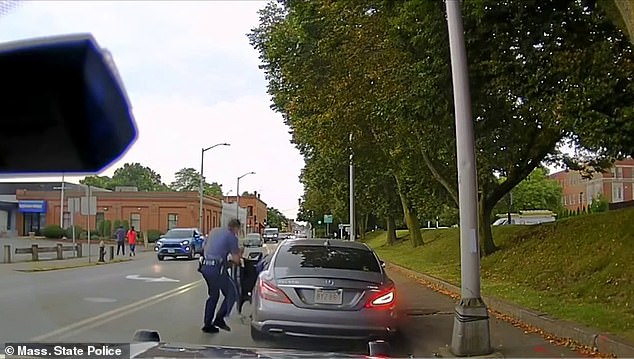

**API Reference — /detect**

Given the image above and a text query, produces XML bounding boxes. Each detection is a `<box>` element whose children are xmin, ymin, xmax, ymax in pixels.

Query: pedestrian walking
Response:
<box><xmin>200</xmin><ymin>219</ymin><xmax>242</xmax><ymax>333</ymax></box>
<box><xmin>127</xmin><ymin>225</ymin><xmax>137</xmax><ymax>256</ymax></box>
<box><xmin>115</xmin><ymin>225</ymin><xmax>126</xmax><ymax>256</ymax></box>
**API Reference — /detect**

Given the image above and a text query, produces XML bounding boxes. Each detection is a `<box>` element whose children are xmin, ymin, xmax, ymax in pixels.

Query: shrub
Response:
<box><xmin>97</xmin><ymin>220</ymin><xmax>112</xmax><ymax>237</ymax></box>
<box><xmin>42</xmin><ymin>225</ymin><xmax>65</xmax><ymax>239</ymax></box>
<box><xmin>146</xmin><ymin>229</ymin><xmax>162</xmax><ymax>243</ymax></box>
<box><xmin>65</xmin><ymin>225</ymin><xmax>82</xmax><ymax>239</ymax></box>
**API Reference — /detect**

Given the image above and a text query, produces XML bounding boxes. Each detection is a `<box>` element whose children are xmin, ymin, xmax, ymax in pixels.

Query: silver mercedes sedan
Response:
<box><xmin>250</xmin><ymin>239</ymin><xmax>398</xmax><ymax>341</ymax></box>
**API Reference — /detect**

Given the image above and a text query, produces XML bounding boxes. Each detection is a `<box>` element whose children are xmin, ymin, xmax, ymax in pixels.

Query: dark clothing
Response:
<box><xmin>201</xmin><ymin>227</ymin><xmax>240</xmax><ymax>329</ymax></box>
<box><xmin>204</xmin><ymin>227</ymin><xmax>239</xmax><ymax>260</ymax></box>
<box><xmin>115</xmin><ymin>228</ymin><xmax>126</xmax><ymax>242</ymax></box>
<box><xmin>201</xmin><ymin>260</ymin><xmax>237</xmax><ymax>328</ymax></box>
<box><xmin>116</xmin><ymin>242</ymin><xmax>125</xmax><ymax>256</ymax></box>
<box><xmin>115</xmin><ymin>228</ymin><xmax>126</xmax><ymax>255</ymax></box>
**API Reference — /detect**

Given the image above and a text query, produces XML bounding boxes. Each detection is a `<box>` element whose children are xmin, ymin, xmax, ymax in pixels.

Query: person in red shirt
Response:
<box><xmin>127</xmin><ymin>226</ymin><xmax>137</xmax><ymax>256</ymax></box>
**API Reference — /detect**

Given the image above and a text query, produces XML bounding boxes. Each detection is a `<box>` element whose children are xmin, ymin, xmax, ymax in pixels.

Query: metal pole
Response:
<box><xmin>349</xmin><ymin>133</ymin><xmax>356</xmax><ymax>241</ymax></box>
<box><xmin>236</xmin><ymin>177</ymin><xmax>240</xmax><ymax>221</ymax></box>
<box><xmin>60</xmin><ymin>173</ymin><xmax>65</xmax><ymax>228</ymax></box>
<box><xmin>71</xmin><ymin>205</ymin><xmax>76</xmax><ymax>255</ymax></box>
<box><xmin>87</xmin><ymin>185</ymin><xmax>91</xmax><ymax>263</ymax></box>
<box><xmin>507</xmin><ymin>191</ymin><xmax>512</xmax><ymax>223</ymax></box>
<box><xmin>445</xmin><ymin>0</ymin><xmax>491</xmax><ymax>356</ymax></box>
<box><xmin>199</xmin><ymin>148</ymin><xmax>205</xmax><ymax>232</ymax></box>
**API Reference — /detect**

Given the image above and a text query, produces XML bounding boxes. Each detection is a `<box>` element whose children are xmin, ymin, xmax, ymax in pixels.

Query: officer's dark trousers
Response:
<box><xmin>201</xmin><ymin>262</ymin><xmax>237</xmax><ymax>327</ymax></box>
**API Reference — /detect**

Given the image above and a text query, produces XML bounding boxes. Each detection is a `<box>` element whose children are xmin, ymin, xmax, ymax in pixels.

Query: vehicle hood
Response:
<box><xmin>131</xmin><ymin>342</ymin><xmax>373</xmax><ymax>358</ymax></box>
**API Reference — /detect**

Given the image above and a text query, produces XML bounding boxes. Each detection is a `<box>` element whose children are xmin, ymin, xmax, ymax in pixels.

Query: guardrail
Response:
<box><xmin>3</xmin><ymin>243</ymin><xmax>82</xmax><ymax>263</ymax></box>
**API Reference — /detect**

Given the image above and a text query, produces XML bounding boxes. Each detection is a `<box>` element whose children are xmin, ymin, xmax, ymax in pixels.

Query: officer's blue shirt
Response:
<box><xmin>204</xmin><ymin>227</ymin><xmax>239</xmax><ymax>261</ymax></box>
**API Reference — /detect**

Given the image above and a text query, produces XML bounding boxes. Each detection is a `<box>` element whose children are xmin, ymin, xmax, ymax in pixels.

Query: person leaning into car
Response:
<box><xmin>200</xmin><ymin>218</ymin><xmax>243</xmax><ymax>333</ymax></box>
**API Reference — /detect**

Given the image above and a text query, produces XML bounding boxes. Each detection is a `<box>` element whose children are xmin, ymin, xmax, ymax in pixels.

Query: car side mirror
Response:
<box><xmin>380</xmin><ymin>260</ymin><xmax>386</xmax><ymax>268</ymax></box>
<box><xmin>159</xmin><ymin>235</ymin><xmax>164</xmax><ymax>238</ymax></box>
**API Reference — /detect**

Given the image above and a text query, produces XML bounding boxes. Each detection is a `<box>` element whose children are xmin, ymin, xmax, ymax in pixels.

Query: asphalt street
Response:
<box><xmin>0</xmin><ymin>242</ymin><xmax>583</xmax><ymax>357</ymax></box>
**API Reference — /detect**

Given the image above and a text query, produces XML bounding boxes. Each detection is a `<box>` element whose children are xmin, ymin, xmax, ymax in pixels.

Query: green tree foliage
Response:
<box><xmin>170</xmin><ymin>167</ymin><xmax>223</xmax><ymax>197</ymax></box>
<box><xmin>494</xmin><ymin>168</ymin><xmax>564</xmax><ymax>216</ymax></box>
<box><xmin>251</xmin><ymin>0</ymin><xmax>634</xmax><ymax>255</ymax></box>
<box><xmin>266</xmin><ymin>207</ymin><xmax>288</xmax><ymax>229</ymax></box>
<box><xmin>80</xmin><ymin>163</ymin><xmax>170</xmax><ymax>191</ymax></box>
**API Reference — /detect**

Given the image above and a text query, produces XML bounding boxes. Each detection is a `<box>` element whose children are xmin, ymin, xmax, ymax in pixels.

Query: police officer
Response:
<box><xmin>200</xmin><ymin>218</ymin><xmax>243</xmax><ymax>333</ymax></box>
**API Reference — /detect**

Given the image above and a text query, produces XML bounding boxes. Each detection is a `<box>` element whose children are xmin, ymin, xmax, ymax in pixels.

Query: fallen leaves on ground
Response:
<box><xmin>390</xmin><ymin>265</ymin><xmax>617</xmax><ymax>358</ymax></box>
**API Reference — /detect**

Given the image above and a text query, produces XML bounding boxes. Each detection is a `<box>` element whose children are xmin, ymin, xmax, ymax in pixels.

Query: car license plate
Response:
<box><xmin>168</xmin><ymin>249</ymin><xmax>175</xmax><ymax>253</ymax></box>
<box><xmin>314</xmin><ymin>288</ymin><xmax>343</xmax><ymax>305</ymax></box>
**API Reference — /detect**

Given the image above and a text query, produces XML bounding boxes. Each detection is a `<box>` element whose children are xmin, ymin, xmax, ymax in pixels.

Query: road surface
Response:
<box><xmin>0</xmin><ymin>242</ymin><xmax>581</xmax><ymax>357</ymax></box>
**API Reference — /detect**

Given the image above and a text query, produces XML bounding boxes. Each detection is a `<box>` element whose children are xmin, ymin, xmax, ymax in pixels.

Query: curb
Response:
<box><xmin>14</xmin><ymin>258</ymin><xmax>133</xmax><ymax>272</ymax></box>
<box><xmin>386</xmin><ymin>262</ymin><xmax>634</xmax><ymax>358</ymax></box>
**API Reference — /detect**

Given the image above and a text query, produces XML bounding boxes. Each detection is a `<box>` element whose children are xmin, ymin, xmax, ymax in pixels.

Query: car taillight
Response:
<box><xmin>365</xmin><ymin>286</ymin><xmax>395</xmax><ymax>309</ymax></box>
<box><xmin>259</xmin><ymin>280</ymin><xmax>291</xmax><ymax>304</ymax></box>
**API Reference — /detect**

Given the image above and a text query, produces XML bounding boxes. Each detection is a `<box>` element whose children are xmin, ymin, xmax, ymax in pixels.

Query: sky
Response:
<box><xmin>0</xmin><ymin>1</ymin><xmax>305</xmax><ymax>220</ymax></box>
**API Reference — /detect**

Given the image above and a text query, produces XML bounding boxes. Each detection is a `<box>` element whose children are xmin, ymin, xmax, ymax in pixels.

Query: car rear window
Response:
<box><xmin>274</xmin><ymin>245</ymin><xmax>381</xmax><ymax>273</ymax></box>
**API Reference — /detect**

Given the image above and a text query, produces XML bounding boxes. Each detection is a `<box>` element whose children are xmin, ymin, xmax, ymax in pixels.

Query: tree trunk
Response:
<box><xmin>478</xmin><ymin>198</ymin><xmax>498</xmax><ymax>255</ymax></box>
<box><xmin>360</xmin><ymin>213</ymin><xmax>369</xmax><ymax>241</ymax></box>
<box><xmin>394</xmin><ymin>175</ymin><xmax>424</xmax><ymax>247</ymax></box>
<box><xmin>386</xmin><ymin>215</ymin><xmax>396</xmax><ymax>245</ymax></box>
<box><xmin>398</xmin><ymin>190</ymin><xmax>424</xmax><ymax>247</ymax></box>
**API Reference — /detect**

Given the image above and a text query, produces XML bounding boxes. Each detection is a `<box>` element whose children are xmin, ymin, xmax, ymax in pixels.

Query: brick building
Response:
<box><xmin>2</xmin><ymin>183</ymin><xmax>223</xmax><ymax>236</ymax></box>
<box><xmin>550</xmin><ymin>158</ymin><xmax>634</xmax><ymax>211</ymax></box>
<box><xmin>224</xmin><ymin>191</ymin><xmax>267</xmax><ymax>234</ymax></box>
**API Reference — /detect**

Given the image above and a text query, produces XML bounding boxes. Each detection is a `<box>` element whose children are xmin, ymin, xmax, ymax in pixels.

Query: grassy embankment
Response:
<box><xmin>365</xmin><ymin>207</ymin><xmax>634</xmax><ymax>342</ymax></box>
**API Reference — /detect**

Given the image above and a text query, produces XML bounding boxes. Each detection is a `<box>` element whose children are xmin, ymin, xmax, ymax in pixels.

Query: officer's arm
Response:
<box><xmin>229</xmin><ymin>236</ymin><xmax>241</xmax><ymax>265</ymax></box>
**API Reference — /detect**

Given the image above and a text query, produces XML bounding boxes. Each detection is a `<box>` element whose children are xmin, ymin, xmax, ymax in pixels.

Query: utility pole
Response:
<box><xmin>60</xmin><ymin>173</ymin><xmax>65</xmax><ymax>227</ymax></box>
<box><xmin>237</xmin><ymin>171</ymin><xmax>255</xmax><ymax>235</ymax></box>
<box><xmin>199</xmin><ymin>143</ymin><xmax>230</xmax><ymax>233</ymax></box>
<box><xmin>446</xmin><ymin>0</ymin><xmax>492</xmax><ymax>356</ymax></box>
<box><xmin>349</xmin><ymin>133</ymin><xmax>355</xmax><ymax>241</ymax></box>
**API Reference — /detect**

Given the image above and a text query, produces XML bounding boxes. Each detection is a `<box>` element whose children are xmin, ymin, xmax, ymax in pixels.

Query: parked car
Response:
<box><xmin>250</xmin><ymin>239</ymin><xmax>397</xmax><ymax>342</ymax></box>
<box><xmin>154</xmin><ymin>228</ymin><xmax>204</xmax><ymax>260</ymax></box>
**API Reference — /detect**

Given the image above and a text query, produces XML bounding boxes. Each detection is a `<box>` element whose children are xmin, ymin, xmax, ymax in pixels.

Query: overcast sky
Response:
<box><xmin>0</xmin><ymin>1</ymin><xmax>305</xmax><ymax>219</ymax></box>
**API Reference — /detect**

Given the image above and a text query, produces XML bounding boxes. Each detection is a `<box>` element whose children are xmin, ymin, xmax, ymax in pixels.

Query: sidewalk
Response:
<box><xmin>388</xmin><ymin>263</ymin><xmax>630</xmax><ymax>358</ymax></box>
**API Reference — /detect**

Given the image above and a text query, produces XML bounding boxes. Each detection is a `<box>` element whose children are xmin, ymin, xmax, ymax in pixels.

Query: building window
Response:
<box><xmin>130</xmin><ymin>213</ymin><xmax>141</xmax><ymax>231</ymax></box>
<box><xmin>247</xmin><ymin>206</ymin><xmax>254</xmax><ymax>217</ymax></box>
<box><xmin>63</xmin><ymin>212</ymin><xmax>71</xmax><ymax>229</ymax></box>
<box><xmin>167</xmin><ymin>213</ymin><xmax>178</xmax><ymax>230</ymax></box>
<box><xmin>612</xmin><ymin>183</ymin><xmax>624</xmax><ymax>203</ymax></box>
<box><xmin>95</xmin><ymin>212</ymin><xmax>105</xmax><ymax>228</ymax></box>
<box><xmin>617</xmin><ymin>167</ymin><xmax>623</xmax><ymax>178</ymax></box>
<box><xmin>611</xmin><ymin>168</ymin><xmax>616</xmax><ymax>177</ymax></box>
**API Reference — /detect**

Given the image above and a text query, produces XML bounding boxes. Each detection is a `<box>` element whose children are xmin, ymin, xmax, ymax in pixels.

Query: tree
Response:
<box><xmin>170</xmin><ymin>167</ymin><xmax>222</xmax><ymax>197</ymax></box>
<box><xmin>79</xmin><ymin>175</ymin><xmax>112</xmax><ymax>190</ymax></box>
<box><xmin>266</xmin><ymin>207</ymin><xmax>288</xmax><ymax>229</ymax></box>
<box><xmin>80</xmin><ymin>163</ymin><xmax>170</xmax><ymax>191</ymax></box>
<box><xmin>494</xmin><ymin>167</ymin><xmax>564</xmax><ymax>216</ymax></box>
<box><xmin>110</xmin><ymin>163</ymin><xmax>169</xmax><ymax>191</ymax></box>
<box><xmin>250</xmin><ymin>0</ymin><xmax>634</xmax><ymax>255</ymax></box>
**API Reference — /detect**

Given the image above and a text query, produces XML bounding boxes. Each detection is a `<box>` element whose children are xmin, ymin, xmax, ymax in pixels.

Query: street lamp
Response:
<box><xmin>236</xmin><ymin>171</ymin><xmax>256</xmax><ymax>226</ymax></box>
<box><xmin>199</xmin><ymin>143</ymin><xmax>230</xmax><ymax>232</ymax></box>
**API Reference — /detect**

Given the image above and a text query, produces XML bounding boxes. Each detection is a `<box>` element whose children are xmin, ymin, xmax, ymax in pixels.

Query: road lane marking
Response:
<box><xmin>83</xmin><ymin>297</ymin><xmax>117</xmax><ymax>303</ymax></box>
<box><xmin>125</xmin><ymin>274</ymin><xmax>180</xmax><ymax>282</ymax></box>
<box><xmin>58</xmin><ymin>283</ymin><xmax>202</xmax><ymax>339</ymax></box>
<box><xmin>30</xmin><ymin>280</ymin><xmax>203</xmax><ymax>341</ymax></box>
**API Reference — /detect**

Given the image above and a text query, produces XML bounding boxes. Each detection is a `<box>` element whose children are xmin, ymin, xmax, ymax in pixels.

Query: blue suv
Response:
<box><xmin>155</xmin><ymin>228</ymin><xmax>204</xmax><ymax>261</ymax></box>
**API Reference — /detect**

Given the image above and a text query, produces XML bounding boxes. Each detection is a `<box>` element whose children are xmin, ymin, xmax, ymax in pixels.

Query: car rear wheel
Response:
<box><xmin>250</xmin><ymin>326</ymin><xmax>271</xmax><ymax>342</ymax></box>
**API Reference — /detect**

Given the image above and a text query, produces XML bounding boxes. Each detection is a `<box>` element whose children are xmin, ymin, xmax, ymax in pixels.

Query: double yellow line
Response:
<box><xmin>31</xmin><ymin>280</ymin><xmax>203</xmax><ymax>341</ymax></box>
